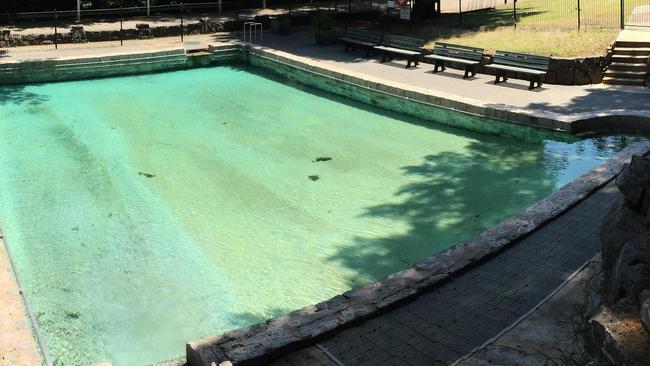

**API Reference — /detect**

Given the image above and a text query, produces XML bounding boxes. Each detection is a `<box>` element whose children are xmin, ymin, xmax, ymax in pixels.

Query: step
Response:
<box><xmin>613</xmin><ymin>47</ymin><xmax>650</xmax><ymax>55</ymax></box>
<box><xmin>609</xmin><ymin>62</ymin><xmax>648</xmax><ymax>71</ymax></box>
<box><xmin>603</xmin><ymin>76</ymin><xmax>646</xmax><ymax>86</ymax></box>
<box><xmin>604</xmin><ymin>70</ymin><xmax>647</xmax><ymax>79</ymax></box>
<box><xmin>611</xmin><ymin>54</ymin><xmax>650</xmax><ymax>63</ymax></box>
<box><xmin>615</xmin><ymin>40</ymin><xmax>650</xmax><ymax>49</ymax></box>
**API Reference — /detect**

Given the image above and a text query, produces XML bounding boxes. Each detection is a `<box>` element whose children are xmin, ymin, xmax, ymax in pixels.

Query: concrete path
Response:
<box><xmin>269</xmin><ymin>182</ymin><xmax>619</xmax><ymax>365</ymax></box>
<box><xmin>459</xmin><ymin>255</ymin><xmax>601</xmax><ymax>366</ymax></box>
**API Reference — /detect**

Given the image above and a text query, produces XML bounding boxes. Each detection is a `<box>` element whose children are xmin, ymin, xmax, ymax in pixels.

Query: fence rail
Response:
<box><xmin>1</xmin><ymin>0</ymin><xmax>650</xmax><ymax>53</ymax></box>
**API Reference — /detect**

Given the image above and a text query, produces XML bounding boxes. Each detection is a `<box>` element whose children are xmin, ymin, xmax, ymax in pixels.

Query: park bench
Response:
<box><xmin>338</xmin><ymin>28</ymin><xmax>382</xmax><ymax>57</ymax></box>
<box><xmin>485</xmin><ymin>50</ymin><xmax>551</xmax><ymax>90</ymax></box>
<box><xmin>424</xmin><ymin>42</ymin><xmax>484</xmax><ymax>79</ymax></box>
<box><xmin>374</xmin><ymin>34</ymin><xmax>426</xmax><ymax>69</ymax></box>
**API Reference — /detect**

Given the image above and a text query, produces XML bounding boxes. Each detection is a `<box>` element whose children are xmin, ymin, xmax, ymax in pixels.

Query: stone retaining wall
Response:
<box><xmin>0</xmin><ymin>46</ymin><xmax>240</xmax><ymax>85</ymax></box>
<box><xmin>186</xmin><ymin>141</ymin><xmax>650</xmax><ymax>366</ymax></box>
<box><xmin>473</xmin><ymin>55</ymin><xmax>609</xmax><ymax>86</ymax></box>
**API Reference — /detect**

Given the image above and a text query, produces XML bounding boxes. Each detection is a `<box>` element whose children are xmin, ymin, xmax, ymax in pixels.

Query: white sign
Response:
<box><xmin>387</xmin><ymin>0</ymin><xmax>396</xmax><ymax>8</ymax></box>
<box><xmin>400</xmin><ymin>6</ymin><xmax>411</xmax><ymax>20</ymax></box>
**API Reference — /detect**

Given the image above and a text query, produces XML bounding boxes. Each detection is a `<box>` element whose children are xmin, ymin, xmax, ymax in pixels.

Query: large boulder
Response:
<box><xmin>589</xmin><ymin>154</ymin><xmax>650</xmax><ymax>363</ymax></box>
<box><xmin>70</xmin><ymin>25</ymin><xmax>87</xmax><ymax>43</ymax></box>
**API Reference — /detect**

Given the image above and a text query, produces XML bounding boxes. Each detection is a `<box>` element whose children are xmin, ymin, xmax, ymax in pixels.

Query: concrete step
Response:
<box><xmin>615</xmin><ymin>40</ymin><xmax>650</xmax><ymax>48</ymax></box>
<box><xmin>611</xmin><ymin>54</ymin><xmax>650</xmax><ymax>63</ymax></box>
<box><xmin>604</xmin><ymin>70</ymin><xmax>647</xmax><ymax>79</ymax></box>
<box><xmin>613</xmin><ymin>47</ymin><xmax>650</xmax><ymax>55</ymax></box>
<box><xmin>603</xmin><ymin>76</ymin><xmax>646</xmax><ymax>86</ymax></box>
<box><xmin>609</xmin><ymin>62</ymin><xmax>648</xmax><ymax>71</ymax></box>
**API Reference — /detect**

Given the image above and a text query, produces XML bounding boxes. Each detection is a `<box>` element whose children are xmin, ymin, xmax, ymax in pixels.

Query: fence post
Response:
<box><xmin>458</xmin><ymin>0</ymin><xmax>462</xmax><ymax>26</ymax></box>
<box><xmin>120</xmin><ymin>6</ymin><xmax>124</xmax><ymax>46</ymax></box>
<box><xmin>348</xmin><ymin>0</ymin><xmax>352</xmax><ymax>25</ymax></box>
<box><xmin>54</xmin><ymin>9</ymin><xmax>58</xmax><ymax>50</ymax></box>
<box><xmin>513</xmin><ymin>0</ymin><xmax>517</xmax><ymax>28</ymax></box>
<box><xmin>180</xmin><ymin>2</ymin><xmax>184</xmax><ymax>42</ymax></box>
<box><xmin>621</xmin><ymin>0</ymin><xmax>625</xmax><ymax>29</ymax></box>
<box><xmin>577</xmin><ymin>0</ymin><xmax>581</xmax><ymax>30</ymax></box>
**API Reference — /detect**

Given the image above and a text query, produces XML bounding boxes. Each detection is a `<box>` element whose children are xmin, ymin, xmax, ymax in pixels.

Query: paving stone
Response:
<box><xmin>319</xmin><ymin>183</ymin><xmax>623</xmax><ymax>365</ymax></box>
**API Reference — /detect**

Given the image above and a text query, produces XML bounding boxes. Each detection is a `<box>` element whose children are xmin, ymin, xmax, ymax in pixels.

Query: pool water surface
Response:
<box><xmin>0</xmin><ymin>66</ymin><xmax>638</xmax><ymax>365</ymax></box>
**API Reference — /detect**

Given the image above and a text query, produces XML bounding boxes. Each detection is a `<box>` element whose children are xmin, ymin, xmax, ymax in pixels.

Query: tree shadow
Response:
<box><xmin>326</xmin><ymin>136</ymin><xmax>637</xmax><ymax>287</ymax></box>
<box><xmin>0</xmin><ymin>85</ymin><xmax>49</xmax><ymax>106</ymax></box>
<box><xmin>386</xmin><ymin>6</ymin><xmax>546</xmax><ymax>39</ymax></box>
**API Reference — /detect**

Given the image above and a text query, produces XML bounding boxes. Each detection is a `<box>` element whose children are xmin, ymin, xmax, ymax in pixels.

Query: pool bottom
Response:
<box><xmin>0</xmin><ymin>64</ymin><xmax>641</xmax><ymax>366</ymax></box>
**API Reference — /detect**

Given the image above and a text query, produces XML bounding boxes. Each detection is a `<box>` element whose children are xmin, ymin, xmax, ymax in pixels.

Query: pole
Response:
<box><xmin>577</xmin><ymin>0</ymin><xmax>581</xmax><ymax>30</ymax></box>
<box><xmin>120</xmin><ymin>6</ymin><xmax>124</xmax><ymax>46</ymax></box>
<box><xmin>219</xmin><ymin>0</ymin><xmax>222</xmax><ymax>13</ymax></box>
<box><xmin>147</xmin><ymin>0</ymin><xmax>151</xmax><ymax>17</ymax></box>
<box><xmin>54</xmin><ymin>9</ymin><xmax>58</xmax><ymax>50</ymax></box>
<box><xmin>180</xmin><ymin>3</ymin><xmax>184</xmax><ymax>42</ymax></box>
<box><xmin>513</xmin><ymin>0</ymin><xmax>517</xmax><ymax>28</ymax></box>
<box><xmin>621</xmin><ymin>0</ymin><xmax>625</xmax><ymax>29</ymax></box>
<box><xmin>458</xmin><ymin>0</ymin><xmax>462</xmax><ymax>26</ymax></box>
<box><xmin>77</xmin><ymin>0</ymin><xmax>81</xmax><ymax>22</ymax></box>
<box><xmin>348</xmin><ymin>0</ymin><xmax>352</xmax><ymax>25</ymax></box>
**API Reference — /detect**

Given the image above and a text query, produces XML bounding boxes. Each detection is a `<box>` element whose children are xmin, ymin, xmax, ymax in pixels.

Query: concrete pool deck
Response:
<box><xmin>251</xmin><ymin>31</ymin><xmax>650</xmax><ymax>135</ymax></box>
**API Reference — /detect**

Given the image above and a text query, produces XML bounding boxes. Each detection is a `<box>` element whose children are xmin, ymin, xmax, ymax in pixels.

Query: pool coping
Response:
<box><xmin>186</xmin><ymin>141</ymin><xmax>650</xmax><ymax>366</ymax></box>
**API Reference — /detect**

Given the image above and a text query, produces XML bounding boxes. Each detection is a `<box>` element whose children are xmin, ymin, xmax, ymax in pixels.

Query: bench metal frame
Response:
<box><xmin>375</xmin><ymin>34</ymin><xmax>425</xmax><ymax>69</ymax></box>
<box><xmin>427</xmin><ymin>43</ymin><xmax>484</xmax><ymax>79</ymax></box>
<box><xmin>488</xmin><ymin>50</ymin><xmax>550</xmax><ymax>90</ymax></box>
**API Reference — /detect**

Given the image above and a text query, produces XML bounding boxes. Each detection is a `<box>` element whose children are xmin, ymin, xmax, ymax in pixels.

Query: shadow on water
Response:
<box><xmin>326</xmin><ymin>135</ymin><xmax>642</xmax><ymax>287</ymax></box>
<box><xmin>0</xmin><ymin>85</ymin><xmax>49</xmax><ymax>106</ymax></box>
<box><xmin>327</xmin><ymin>139</ymin><xmax>565</xmax><ymax>287</ymax></box>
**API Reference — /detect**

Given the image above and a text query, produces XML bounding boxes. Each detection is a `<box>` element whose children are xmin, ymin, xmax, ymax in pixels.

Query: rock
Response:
<box><xmin>198</xmin><ymin>17</ymin><xmax>223</xmax><ymax>34</ymax></box>
<box><xmin>136</xmin><ymin>23</ymin><xmax>154</xmax><ymax>39</ymax></box>
<box><xmin>70</xmin><ymin>25</ymin><xmax>87</xmax><ymax>43</ymax></box>
<box><xmin>587</xmin><ymin>304</ymin><xmax>650</xmax><ymax>366</ymax></box>
<box><xmin>616</xmin><ymin>155</ymin><xmax>650</xmax><ymax>216</ymax></box>
<box><xmin>641</xmin><ymin>290</ymin><xmax>650</xmax><ymax>334</ymax></box>
<box><xmin>0</xmin><ymin>29</ymin><xmax>16</xmax><ymax>47</ymax></box>
<box><xmin>589</xmin><ymin>154</ymin><xmax>650</xmax><ymax>362</ymax></box>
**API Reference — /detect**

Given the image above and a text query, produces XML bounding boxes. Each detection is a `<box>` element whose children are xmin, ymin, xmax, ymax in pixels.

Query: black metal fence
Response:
<box><xmin>1</xmin><ymin>0</ymin><xmax>650</xmax><ymax>52</ymax></box>
<box><xmin>454</xmin><ymin>0</ymin><xmax>650</xmax><ymax>30</ymax></box>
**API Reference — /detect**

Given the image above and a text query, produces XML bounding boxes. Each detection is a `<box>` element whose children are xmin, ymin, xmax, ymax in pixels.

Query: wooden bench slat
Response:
<box><xmin>425</xmin><ymin>54</ymin><xmax>479</xmax><ymax>65</ymax></box>
<box><xmin>485</xmin><ymin>64</ymin><xmax>547</xmax><ymax>75</ymax></box>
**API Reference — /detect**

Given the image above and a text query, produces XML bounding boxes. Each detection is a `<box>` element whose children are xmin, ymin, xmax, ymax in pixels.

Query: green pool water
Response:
<box><xmin>0</xmin><ymin>66</ymin><xmax>638</xmax><ymax>365</ymax></box>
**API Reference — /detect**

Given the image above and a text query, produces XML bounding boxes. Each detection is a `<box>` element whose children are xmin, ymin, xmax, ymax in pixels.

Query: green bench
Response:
<box><xmin>485</xmin><ymin>51</ymin><xmax>550</xmax><ymax>90</ymax></box>
<box><xmin>374</xmin><ymin>34</ymin><xmax>426</xmax><ymax>69</ymax></box>
<box><xmin>338</xmin><ymin>28</ymin><xmax>382</xmax><ymax>58</ymax></box>
<box><xmin>424</xmin><ymin>43</ymin><xmax>484</xmax><ymax>79</ymax></box>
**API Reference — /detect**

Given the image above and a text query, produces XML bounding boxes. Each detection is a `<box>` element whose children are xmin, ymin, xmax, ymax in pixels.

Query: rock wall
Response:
<box><xmin>587</xmin><ymin>154</ymin><xmax>650</xmax><ymax>365</ymax></box>
<box><xmin>0</xmin><ymin>18</ymin><xmax>226</xmax><ymax>47</ymax></box>
<box><xmin>477</xmin><ymin>54</ymin><xmax>609</xmax><ymax>86</ymax></box>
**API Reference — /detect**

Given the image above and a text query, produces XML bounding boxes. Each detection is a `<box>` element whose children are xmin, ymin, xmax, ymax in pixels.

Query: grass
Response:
<box><xmin>385</xmin><ymin>0</ymin><xmax>647</xmax><ymax>56</ymax></box>
<box><xmin>425</xmin><ymin>28</ymin><xmax>618</xmax><ymax>57</ymax></box>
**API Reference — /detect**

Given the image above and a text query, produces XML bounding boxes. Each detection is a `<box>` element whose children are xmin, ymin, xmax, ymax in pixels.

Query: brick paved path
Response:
<box><xmin>313</xmin><ymin>183</ymin><xmax>618</xmax><ymax>366</ymax></box>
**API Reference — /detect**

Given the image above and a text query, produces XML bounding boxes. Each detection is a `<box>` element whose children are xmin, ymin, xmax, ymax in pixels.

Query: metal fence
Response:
<box><xmin>454</xmin><ymin>0</ymin><xmax>650</xmax><ymax>30</ymax></box>
<box><xmin>1</xmin><ymin>0</ymin><xmax>650</xmax><ymax>53</ymax></box>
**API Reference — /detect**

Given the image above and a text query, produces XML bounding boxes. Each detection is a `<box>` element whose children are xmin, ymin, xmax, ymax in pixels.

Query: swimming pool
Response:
<box><xmin>0</xmin><ymin>66</ymin><xmax>638</xmax><ymax>365</ymax></box>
